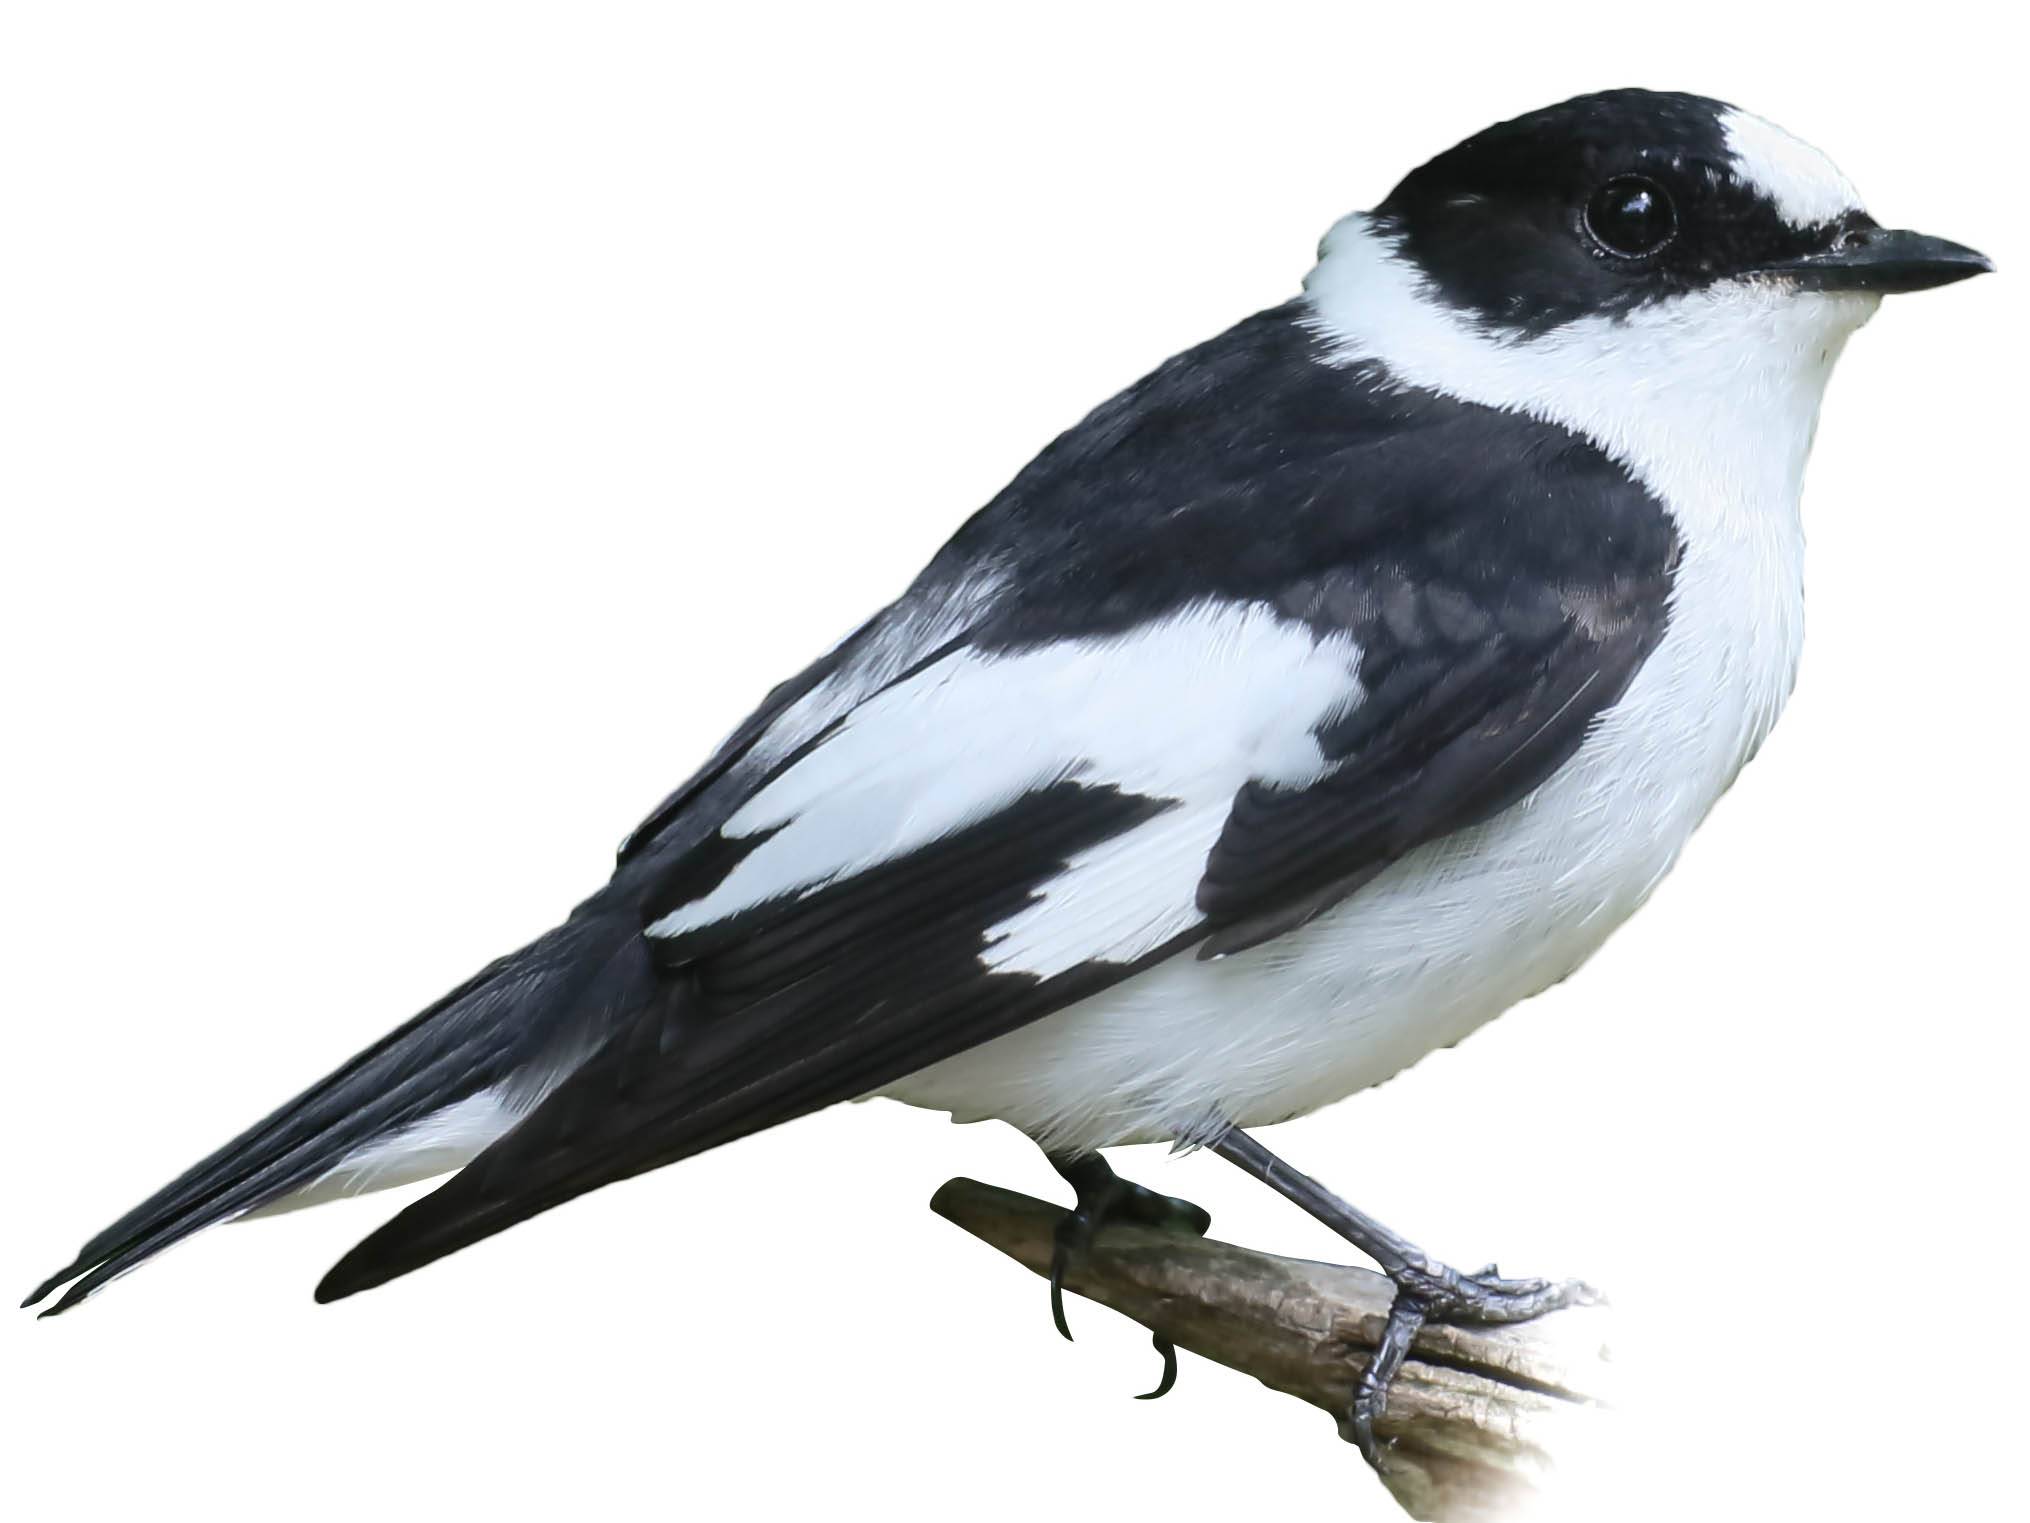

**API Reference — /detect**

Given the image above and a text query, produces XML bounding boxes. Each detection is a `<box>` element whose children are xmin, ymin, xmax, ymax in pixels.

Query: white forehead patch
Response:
<box><xmin>1721</xmin><ymin>108</ymin><xmax>1863</xmax><ymax>228</ymax></box>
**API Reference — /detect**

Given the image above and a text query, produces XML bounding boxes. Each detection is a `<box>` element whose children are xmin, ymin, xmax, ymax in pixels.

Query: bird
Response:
<box><xmin>26</xmin><ymin>88</ymin><xmax>1990</xmax><ymax>1461</ymax></box>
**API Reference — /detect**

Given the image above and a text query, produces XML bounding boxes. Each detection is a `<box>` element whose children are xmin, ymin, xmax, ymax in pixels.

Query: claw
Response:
<box><xmin>1048</xmin><ymin>1234</ymin><xmax>1076</xmax><ymax>1340</ymax></box>
<box><xmin>1042</xmin><ymin>1153</ymin><xmax>1210</xmax><ymax>1397</ymax></box>
<box><xmin>1134</xmin><ymin>1333</ymin><xmax>1179</xmax><ymax>1400</ymax></box>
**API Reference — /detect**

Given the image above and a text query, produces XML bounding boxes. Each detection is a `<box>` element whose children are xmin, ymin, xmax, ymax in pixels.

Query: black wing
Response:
<box><xmin>1198</xmin><ymin>542</ymin><xmax>1674</xmax><ymax>956</ymax></box>
<box><xmin>316</xmin><ymin>304</ymin><xmax>1678</xmax><ymax>1299</ymax></box>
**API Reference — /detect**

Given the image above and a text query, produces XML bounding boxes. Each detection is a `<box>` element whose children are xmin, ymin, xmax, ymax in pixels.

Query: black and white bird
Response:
<box><xmin>27</xmin><ymin>89</ymin><xmax>1989</xmax><ymax>1453</ymax></box>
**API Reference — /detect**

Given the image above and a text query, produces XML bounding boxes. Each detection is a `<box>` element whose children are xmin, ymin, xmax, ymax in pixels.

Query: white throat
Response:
<box><xmin>1300</xmin><ymin>214</ymin><xmax>1878</xmax><ymax>544</ymax></box>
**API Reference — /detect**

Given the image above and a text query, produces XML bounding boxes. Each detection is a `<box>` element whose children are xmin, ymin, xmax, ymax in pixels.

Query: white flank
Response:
<box><xmin>647</xmin><ymin>602</ymin><xmax>1362</xmax><ymax>952</ymax></box>
<box><xmin>1721</xmin><ymin>108</ymin><xmax>1864</xmax><ymax>229</ymax></box>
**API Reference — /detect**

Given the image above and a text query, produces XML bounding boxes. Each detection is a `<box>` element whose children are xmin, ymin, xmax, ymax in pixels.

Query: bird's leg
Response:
<box><xmin>1207</xmin><ymin>1125</ymin><xmax>1599</xmax><ymax>1467</ymax></box>
<box><xmin>1045</xmin><ymin>1149</ymin><xmax>1211</xmax><ymax>1399</ymax></box>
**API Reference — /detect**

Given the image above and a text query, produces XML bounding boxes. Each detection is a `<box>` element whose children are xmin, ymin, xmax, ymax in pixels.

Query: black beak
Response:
<box><xmin>1755</xmin><ymin>225</ymin><xmax>1994</xmax><ymax>294</ymax></box>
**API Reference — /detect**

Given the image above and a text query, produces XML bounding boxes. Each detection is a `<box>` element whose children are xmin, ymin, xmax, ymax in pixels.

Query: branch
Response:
<box><xmin>931</xmin><ymin>1178</ymin><xmax>1613</xmax><ymax>1523</ymax></box>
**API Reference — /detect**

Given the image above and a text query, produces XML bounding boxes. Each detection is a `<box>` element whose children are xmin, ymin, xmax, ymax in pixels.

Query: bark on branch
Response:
<box><xmin>931</xmin><ymin>1178</ymin><xmax>1614</xmax><ymax>1522</ymax></box>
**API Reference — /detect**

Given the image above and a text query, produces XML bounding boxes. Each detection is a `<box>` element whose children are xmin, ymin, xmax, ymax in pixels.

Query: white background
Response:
<box><xmin>3</xmin><ymin>5</ymin><xmax>2020</xmax><ymax>1519</ymax></box>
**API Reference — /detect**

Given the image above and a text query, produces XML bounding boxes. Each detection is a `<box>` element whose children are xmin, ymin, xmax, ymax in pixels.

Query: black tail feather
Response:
<box><xmin>312</xmin><ymin>933</ymin><xmax>667</xmax><ymax>1303</ymax></box>
<box><xmin>26</xmin><ymin>907</ymin><xmax>628</xmax><ymax>1316</ymax></box>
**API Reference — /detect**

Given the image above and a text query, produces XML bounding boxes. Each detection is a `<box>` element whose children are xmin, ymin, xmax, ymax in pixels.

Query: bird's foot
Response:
<box><xmin>1349</xmin><ymin>1257</ymin><xmax>1603</xmax><ymax>1467</ymax></box>
<box><xmin>1200</xmin><ymin>1125</ymin><xmax>1601</xmax><ymax>1470</ymax></box>
<box><xmin>1048</xmin><ymin>1153</ymin><xmax>1211</xmax><ymax>1399</ymax></box>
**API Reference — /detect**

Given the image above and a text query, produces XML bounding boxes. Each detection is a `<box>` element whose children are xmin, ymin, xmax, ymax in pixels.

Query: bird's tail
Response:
<box><xmin>24</xmin><ymin>900</ymin><xmax>641</xmax><ymax>1317</ymax></box>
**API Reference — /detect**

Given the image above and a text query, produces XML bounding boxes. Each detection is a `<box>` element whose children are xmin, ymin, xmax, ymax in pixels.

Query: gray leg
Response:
<box><xmin>1207</xmin><ymin>1126</ymin><xmax>1599</xmax><ymax>1466</ymax></box>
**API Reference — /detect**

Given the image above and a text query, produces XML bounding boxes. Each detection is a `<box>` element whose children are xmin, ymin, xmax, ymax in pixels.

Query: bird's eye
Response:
<box><xmin>1584</xmin><ymin>176</ymin><xmax>1677</xmax><ymax>259</ymax></box>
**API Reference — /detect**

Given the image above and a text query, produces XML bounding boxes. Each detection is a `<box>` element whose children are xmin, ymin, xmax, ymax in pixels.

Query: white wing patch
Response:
<box><xmin>742</xmin><ymin>568</ymin><xmax>1008</xmax><ymax>774</ymax></box>
<box><xmin>980</xmin><ymin>795</ymin><xmax>1233</xmax><ymax>977</ymax></box>
<box><xmin>645</xmin><ymin>601</ymin><xmax>1363</xmax><ymax>970</ymax></box>
<box><xmin>1720</xmin><ymin>108</ymin><xmax>1863</xmax><ymax>230</ymax></box>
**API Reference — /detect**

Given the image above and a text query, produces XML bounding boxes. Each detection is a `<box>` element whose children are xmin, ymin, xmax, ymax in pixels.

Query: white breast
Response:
<box><xmin>881</xmin><ymin>221</ymin><xmax>1879</xmax><ymax>1150</ymax></box>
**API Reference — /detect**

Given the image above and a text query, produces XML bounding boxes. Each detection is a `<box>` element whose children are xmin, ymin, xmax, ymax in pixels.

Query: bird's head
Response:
<box><xmin>1303</xmin><ymin>90</ymin><xmax>1991</xmax><ymax>505</ymax></box>
<box><xmin>1360</xmin><ymin>89</ymin><xmax>1988</xmax><ymax>331</ymax></box>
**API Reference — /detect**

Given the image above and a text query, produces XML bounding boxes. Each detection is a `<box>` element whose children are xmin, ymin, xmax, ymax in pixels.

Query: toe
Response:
<box><xmin>1347</xmin><ymin>1394</ymin><xmax>1387</xmax><ymax>1470</ymax></box>
<box><xmin>1471</xmin><ymin>1271</ymin><xmax>1551</xmax><ymax>1297</ymax></box>
<box><xmin>1110</xmin><ymin>1183</ymin><xmax>1211</xmax><ymax>1237</ymax></box>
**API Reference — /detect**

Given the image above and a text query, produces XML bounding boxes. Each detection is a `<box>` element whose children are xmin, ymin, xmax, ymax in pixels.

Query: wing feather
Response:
<box><xmin>314</xmin><ymin>302</ymin><xmax>1682</xmax><ymax>1297</ymax></box>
